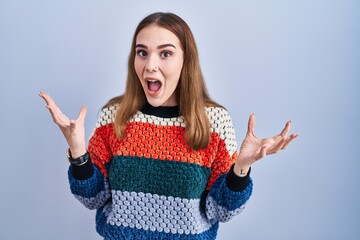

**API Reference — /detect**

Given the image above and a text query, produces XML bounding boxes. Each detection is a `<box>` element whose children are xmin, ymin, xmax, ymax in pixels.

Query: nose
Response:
<box><xmin>145</xmin><ymin>54</ymin><xmax>159</xmax><ymax>72</ymax></box>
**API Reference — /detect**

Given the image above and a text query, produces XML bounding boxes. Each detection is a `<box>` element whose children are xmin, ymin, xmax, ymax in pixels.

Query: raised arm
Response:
<box><xmin>39</xmin><ymin>92</ymin><xmax>111</xmax><ymax>209</ymax></box>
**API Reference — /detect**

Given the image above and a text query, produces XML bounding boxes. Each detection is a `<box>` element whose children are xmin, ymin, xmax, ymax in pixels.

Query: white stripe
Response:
<box><xmin>129</xmin><ymin>112</ymin><xmax>187</xmax><ymax>128</ymax></box>
<box><xmin>95</xmin><ymin>105</ymin><xmax>118</xmax><ymax>128</ymax></box>
<box><xmin>206</xmin><ymin>107</ymin><xmax>238</xmax><ymax>156</ymax></box>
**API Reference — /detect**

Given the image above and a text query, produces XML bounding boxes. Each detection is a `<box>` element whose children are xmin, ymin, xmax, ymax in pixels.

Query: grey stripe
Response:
<box><xmin>106</xmin><ymin>190</ymin><xmax>212</xmax><ymax>235</ymax></box>
<box><xmin>73</xmin><ymin>180</ymin><xmax>111</xmax><ymax>210</ymax></box>
<box><xmin>206</xmin><ymin>196</ymin><xmax>247</xmax><ymax>223</ymax></box>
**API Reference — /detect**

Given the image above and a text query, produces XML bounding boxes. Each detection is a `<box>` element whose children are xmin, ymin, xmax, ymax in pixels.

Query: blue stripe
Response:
<box><xmin>68</xmin><ymin>166</ymin><xmax>106</xmax><ymax>198</ymax></box>
<box><xmin>208</xmin><ymin>174</ymin><xmax>253</xmax><ymax>211</ymax></box>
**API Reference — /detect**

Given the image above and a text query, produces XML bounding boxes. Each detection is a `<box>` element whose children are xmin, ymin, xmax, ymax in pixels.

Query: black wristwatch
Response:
<box><xmin>67</xmin><ymin>148</ymin><xmax>90</xmax><ymax>166</ymax></box>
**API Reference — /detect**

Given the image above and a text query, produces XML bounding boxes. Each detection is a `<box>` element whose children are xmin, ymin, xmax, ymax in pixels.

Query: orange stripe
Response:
<box><xmin>113</xmin><ymin>122</ymin><xmax>216</xmax><ymax>167</ymax></box>
<box><xmin>89</xmin><ymin>121</ymin><xmax>236</xmax><ymax>188</ymax></box>
<box><xmin>88</xmin><ymin>123</ymin><xmax>119</xmax><ymax>177</ymax></box>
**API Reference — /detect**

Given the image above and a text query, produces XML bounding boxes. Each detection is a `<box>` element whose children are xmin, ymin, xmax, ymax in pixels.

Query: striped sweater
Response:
<box><xmin>68</xmin><ymin>103</ymin><xmax>253</xmax><ymax>240</ymax></box>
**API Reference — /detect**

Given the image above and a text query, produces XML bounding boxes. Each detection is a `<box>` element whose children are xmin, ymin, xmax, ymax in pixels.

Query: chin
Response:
<box><xmin>145</xmin><ymin>96</ymin><xmax>164</xmax><ymax>107</ymax></box>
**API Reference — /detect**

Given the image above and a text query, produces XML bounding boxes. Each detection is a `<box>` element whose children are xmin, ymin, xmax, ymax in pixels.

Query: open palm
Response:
<box><xmin>39</xmin><ymin>92</ymin><xmax>87</xmax><ymax>158</ymax></box>
<box><xmin>237</xmin><ymin>113</ymin><xmax>298</xmax><ymax>172</ymax></box>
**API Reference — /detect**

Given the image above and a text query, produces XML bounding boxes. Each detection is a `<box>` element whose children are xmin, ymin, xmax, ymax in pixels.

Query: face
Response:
<box><xmin>134</xmin><ymin>24</ymin><xmax>184</xmax><ymax>107</ymax></box>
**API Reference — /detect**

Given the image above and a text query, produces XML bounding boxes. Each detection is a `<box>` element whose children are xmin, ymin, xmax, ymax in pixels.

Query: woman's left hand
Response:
<box><xmin>233</xmin><ymin>113</ymin><xmax>298</xmax><ymax>176</ymax></box>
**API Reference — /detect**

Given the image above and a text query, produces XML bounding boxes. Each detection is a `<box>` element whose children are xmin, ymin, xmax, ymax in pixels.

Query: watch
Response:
<box><xmin>67</xmin><ymin>148</ymin><xmax>90</xmax><ymax>166</ymax></box>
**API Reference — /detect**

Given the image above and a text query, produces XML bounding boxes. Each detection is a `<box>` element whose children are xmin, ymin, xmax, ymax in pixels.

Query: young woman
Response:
<box><xmin>40</xmin><ymin>12</ymin><xmax>297</xmax><ymax>240</ymax></box>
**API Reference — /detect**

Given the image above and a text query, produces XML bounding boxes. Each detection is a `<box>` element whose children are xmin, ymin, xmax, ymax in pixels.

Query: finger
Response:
<box><xmin>39</xmin><ymin>92</ymin><xmax>70</xmax><ymax>127</ymax></box>
<box><xmin>39</xmin><ymin>92</ymin><xmax>61</xmax><ymax>116</ymax></box>
<box><xmin>38</xmin><ymin>91</ymin><xmax>56</xmax><ymax>109</ymax></box>
<box><xmin>280</xmin><ymin>120</ymin><xmax>292</xmax><ymax>137</ymax></box>
<box><xmin>53</xmin><ymin>113</ymin><xmax>70</xmax><ymax>127</ymax></box>
<box><xmin>282</xmin><ymin>133</ymin><xmax>299</xmax><ymax>149</ymax></box>
<box><xmin>267</xmin><ymin>137</ymin><xmax>286</xmax><ymax>154</ymax></box>
<box><xmin>76</xmin><ymin>106</ymin><xmax>87</xmax><ymax>123</ymax></box>
<box><xmin>38</xmin><ymin>91</ymin><xmax>47</xmax><ymax>100</ymax></box>
<box><xmin>246</xmin><ymin>112</ymin><xmax>256</xmax><ymax>136</ymax></box>
<box><xmin>48</xmin><ymin>104</ymin><xmax>69</xmax><ymax>125</ymax></box>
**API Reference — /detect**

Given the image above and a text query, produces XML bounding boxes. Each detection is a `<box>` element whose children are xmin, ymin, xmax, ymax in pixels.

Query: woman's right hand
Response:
<box><xmin>39</xmin><ymin>92</ymin><xmax>87</xmax><ymax>158</ymax></box>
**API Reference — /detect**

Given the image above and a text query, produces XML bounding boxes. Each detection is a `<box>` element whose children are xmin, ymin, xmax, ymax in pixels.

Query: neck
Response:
<box><xmin>141</xmin><ymin>102</ymin><xmax>180</xmax><ymax>118</ymax></box>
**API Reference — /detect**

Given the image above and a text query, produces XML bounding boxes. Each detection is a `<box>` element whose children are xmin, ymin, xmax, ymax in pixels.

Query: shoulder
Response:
<box><xmin>204</xmin><ymin>99</ymin><xmax>232</xmax><ymax>125</ymax></box>
<box><xmin>94</xmin><ymin>95</ymin><xmax>124</xmax><ymax>127</ymax></box>
<box><xmin>205</xmin><ymin>106</ymin><xmax>234</xmax><ymax>128</ymax></box>
<box><xmin>206</xmin><ymin>106</ymin><xmax>237</xmax><ymax>153</ymax></box>
<box><xmin>95</xmin><ymin>104</ymin><xmax>119</xmax><ymax>128</ymax></box>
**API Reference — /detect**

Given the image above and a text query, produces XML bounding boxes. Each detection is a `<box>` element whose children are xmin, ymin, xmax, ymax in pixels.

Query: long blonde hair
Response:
<box><xmin>105</xmin><ymin>12</ymin><xmax>222</xmax><ymax>150</ymax></box>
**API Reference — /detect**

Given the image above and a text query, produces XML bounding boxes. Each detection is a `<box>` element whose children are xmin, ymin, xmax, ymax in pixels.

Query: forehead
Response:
<box><xmin>136</xmin><ymin>25</ymin><xmax>181</xmax><ymax>47</ymax></box>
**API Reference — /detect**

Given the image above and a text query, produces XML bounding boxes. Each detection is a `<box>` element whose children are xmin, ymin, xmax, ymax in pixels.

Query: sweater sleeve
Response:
<box><xmin>205</xmin><ymin>108</ymin><xmax>253</xmax><ymax>223</ymax></box>
<box><xmin>67</xmin><ymin>106</ymin><xmax>117</xmax><ymax>210</ymax></box>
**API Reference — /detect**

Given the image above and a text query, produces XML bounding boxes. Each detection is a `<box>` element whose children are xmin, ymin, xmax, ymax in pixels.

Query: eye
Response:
<box><xmin>160</xmin><ymin>50</ymin><xmax>172</xmax><ymax>58</ymax></box>
<box><xmin>136</xmin><ymin>50</ymin><xmax>147</xmax><ymax>57</ymax></box>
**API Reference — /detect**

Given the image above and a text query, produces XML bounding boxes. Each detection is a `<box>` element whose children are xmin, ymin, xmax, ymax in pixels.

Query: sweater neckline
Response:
<box><xmin>141</xmin><ymin>103</ymin><xmax>180</xmax><ymax>118</ymax></box>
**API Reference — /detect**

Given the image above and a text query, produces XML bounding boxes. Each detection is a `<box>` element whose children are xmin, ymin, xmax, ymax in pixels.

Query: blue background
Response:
<box><xmin>0</xmin><ymin>0</ymin><xmax>359</xmax><ymax>239</ymax></box>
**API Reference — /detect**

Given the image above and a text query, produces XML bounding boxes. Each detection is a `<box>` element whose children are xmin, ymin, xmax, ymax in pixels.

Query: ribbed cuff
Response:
<box><xmin>71</xmin><ymin>157</ymin><xmax>94</xmax><ymax>180</ymax></box>
<box><xmin>226</xmin><ymin>164</ymin><xmax>251</xmax><ymax>192</ymax></box>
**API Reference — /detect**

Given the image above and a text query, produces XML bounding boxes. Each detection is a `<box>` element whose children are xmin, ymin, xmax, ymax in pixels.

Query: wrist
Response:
<box><xmin>69</xmin><ymin>147</ymin><xmax>86</xmax><ymax>159</ymax></box>
<box><xmin>233</xmin><ymin>162</ymin><xmax>251</xmax><ymax>177</ymax></box>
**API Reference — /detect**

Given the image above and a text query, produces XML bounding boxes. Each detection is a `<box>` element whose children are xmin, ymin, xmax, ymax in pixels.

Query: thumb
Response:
<box><xmin>77</xmin><ymin>106</ymin><xmax>87</xmax><ymax>123</ymax></box>
<box><xmin>246</xmin><ymin>112</ymin><xmax>256</xmax><ymax>136</ymax></box>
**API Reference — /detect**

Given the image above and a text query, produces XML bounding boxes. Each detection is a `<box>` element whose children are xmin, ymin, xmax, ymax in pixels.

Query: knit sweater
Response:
<box><xmin>68</xmin><ymin>103</ymin><xmax>253</xmax><ymax>240</ymax></box>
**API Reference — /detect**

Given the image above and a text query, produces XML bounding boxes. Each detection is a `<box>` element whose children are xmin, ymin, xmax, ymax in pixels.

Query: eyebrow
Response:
<box><xmin>135</xmin><ymin>43</ymin><xmax>176</xmax><ymax>49</ymax></box>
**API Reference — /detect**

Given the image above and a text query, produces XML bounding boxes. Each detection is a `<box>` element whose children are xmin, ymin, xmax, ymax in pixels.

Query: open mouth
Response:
<box><xmin>147</xmin><ymin>79</ymin><xmax>162</xmax><ymax>93</ymax></box>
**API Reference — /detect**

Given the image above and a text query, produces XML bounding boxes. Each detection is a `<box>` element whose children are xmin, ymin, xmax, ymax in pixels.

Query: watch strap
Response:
<box><xmin>67</xmin><ymin>148</ymin><xmax>90</xmax><ymax>166</ymax></box>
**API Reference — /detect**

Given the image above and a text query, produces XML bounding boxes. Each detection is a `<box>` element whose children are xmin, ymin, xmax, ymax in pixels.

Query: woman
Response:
<box><xmin>40</xmin><ymin>12</ymin><xmax>297</xmax><ymax>240</ymax></box>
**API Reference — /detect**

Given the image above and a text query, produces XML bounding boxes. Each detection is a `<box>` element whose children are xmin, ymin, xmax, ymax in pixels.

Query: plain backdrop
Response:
<box><xmin>0</xmin><ymin>0</ymin><xmax>359</xmax><ymax>239</ymax></box>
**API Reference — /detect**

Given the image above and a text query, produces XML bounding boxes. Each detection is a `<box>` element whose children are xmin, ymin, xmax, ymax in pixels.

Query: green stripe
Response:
<box><xmin>108</xmin><ymin>156</ymin><xmax>211</xmax><ymax>199</ymax></box>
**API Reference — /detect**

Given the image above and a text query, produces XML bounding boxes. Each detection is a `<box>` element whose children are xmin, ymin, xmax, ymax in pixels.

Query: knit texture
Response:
<box><xmin>68</xmin><ymin>104</ymin><xmax>253</xmax><ymax>240</ymax></box>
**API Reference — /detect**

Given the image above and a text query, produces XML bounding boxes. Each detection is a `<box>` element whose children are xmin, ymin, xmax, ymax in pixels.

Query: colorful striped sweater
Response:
<box><xmin>68</xmin><ymin>103</ymin><xmax>253</xmax><ymax>240</ymax></box>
